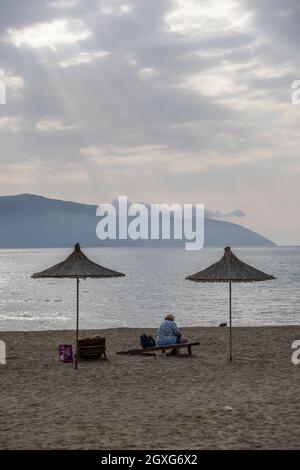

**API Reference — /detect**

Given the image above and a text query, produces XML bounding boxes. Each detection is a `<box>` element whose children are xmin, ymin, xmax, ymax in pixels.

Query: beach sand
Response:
<box><xmin>0</xmin><ymin>326</ymin><xmax>300</xmax><ymax>450</ymax></box>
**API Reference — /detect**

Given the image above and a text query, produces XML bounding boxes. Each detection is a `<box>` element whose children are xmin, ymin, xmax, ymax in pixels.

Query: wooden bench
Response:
<box><xmin>116</xmin><ymin>342</ymin><xmax>200</xmax><ymax>357</ymax></box>
<box><xmin>78</xmin><ymin>337</ymin><xmax>107</xmax><ymax>360</ymax></box>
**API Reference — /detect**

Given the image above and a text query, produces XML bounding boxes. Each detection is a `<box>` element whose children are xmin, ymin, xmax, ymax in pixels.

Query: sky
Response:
<box><xmin>0</xmin><ymin>0</ymin><xmax>299</xmax><ymax>245</ymax></box>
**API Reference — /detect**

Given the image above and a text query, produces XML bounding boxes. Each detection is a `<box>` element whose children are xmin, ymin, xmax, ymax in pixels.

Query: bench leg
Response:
<box><xmin>103</xmin><ymin>351</ymin><xmax>108</xmax><ymax>360</ymax></box>
<box><xmin>161</xmin><ymin>349</ymin><xmax>168</xmax><ymax>359</ymax></box>
<box><xmin>188</xmin><ymin>345</ymin><xmax>192</xmax><ymax>355</ymax></box>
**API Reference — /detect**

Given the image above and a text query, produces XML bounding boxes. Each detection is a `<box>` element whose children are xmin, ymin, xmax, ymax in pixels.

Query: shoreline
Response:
<box><xmin>1</xmin><ymin>326</ymin><xmax>300</xmax><ymax>449</ymax></box>
<box><xmin>1</xmin><ymin>324</ymin><xmax>300</xmax><ymax>333</ymax></box>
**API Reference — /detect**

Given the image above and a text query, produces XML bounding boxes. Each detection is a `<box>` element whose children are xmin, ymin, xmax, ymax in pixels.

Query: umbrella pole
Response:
<box><xmin>75</xmin><ymin>277</ymin><xmax>80</xmax><ymax>369</ymax></box>
<box><xmin>229</xmin><ymin>281</ymin><xmax>232</xmax><ymax>361</ymax></box>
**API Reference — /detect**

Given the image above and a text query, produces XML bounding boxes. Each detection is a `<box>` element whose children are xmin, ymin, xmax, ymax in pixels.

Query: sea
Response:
<box><xmin>0</xmin><ymin>246</ymin><xmax>299</xmax><ymax>331</ymax></box>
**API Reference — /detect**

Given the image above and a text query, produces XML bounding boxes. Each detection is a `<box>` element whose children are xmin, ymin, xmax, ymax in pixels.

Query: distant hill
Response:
<box><xmin>0</xmin><ymin>194</ymin><xmax>275</xmax><ymax>248</ymax></box>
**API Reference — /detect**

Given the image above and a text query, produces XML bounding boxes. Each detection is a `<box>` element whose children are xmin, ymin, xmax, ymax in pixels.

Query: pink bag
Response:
<box><xmin>59</xmin><ymin>344</ymin><xmax>73</xmax><ymax>363</ymax></box>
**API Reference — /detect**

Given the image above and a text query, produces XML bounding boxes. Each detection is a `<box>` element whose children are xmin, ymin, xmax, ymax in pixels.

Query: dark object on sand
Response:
<box><xmin>32</xmin><ymin>242</ymin><xmax>125</xmax><ymax>369</ymax></box>
<box><xmin>117</xmin><ymin>341</ymin><xmax>200</xmax><ymax>357</ymax></box>
<box><xmin>78</xmin><ymin>336</ymin><xmax>107</xmax><ymax>360</ymax></box>
<box><xmin>140</xmin><ymin>334</ymin><xmax>156</xmax><ymax>348</ymax></box>
<box><xmin>219</xmin><ymin>322</ymin><xmax>227</xmax><ymax>327</ymax></box>
<box><xmin>186</xmin><ymin>246</ymin><xmax>275</xmax><ymax>361</ymax></box>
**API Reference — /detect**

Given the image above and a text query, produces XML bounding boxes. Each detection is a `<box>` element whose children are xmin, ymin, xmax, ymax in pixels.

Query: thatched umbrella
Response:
<box><xmin>32</xmin><ymin>243</ymin><xmax>125</xmax><ymax>369</ymax></box>
<box><xmin>186</xmin><ymin>246</ymin><xmax>275</xmax><ymax>361</ymax></box>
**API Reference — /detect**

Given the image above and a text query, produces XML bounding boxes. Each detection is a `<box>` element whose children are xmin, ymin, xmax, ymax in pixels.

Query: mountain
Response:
<box><xmin>0</xmin><ymin>194</ymin><xmax>275</xmax><ymax>248</ymax></box>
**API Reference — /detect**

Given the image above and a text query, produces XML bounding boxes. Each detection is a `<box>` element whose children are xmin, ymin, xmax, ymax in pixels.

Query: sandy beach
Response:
<box><xmin>0</xmin><ymin>326</ymin><xmax>300</xmax><ymax>450</ymax></box>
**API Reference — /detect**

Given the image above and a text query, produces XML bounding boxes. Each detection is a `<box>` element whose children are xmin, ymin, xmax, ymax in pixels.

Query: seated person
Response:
<box><xmin>157</xmin><ymin>314</ymin><xmax>187</xmax><ymax>346</ymax></box>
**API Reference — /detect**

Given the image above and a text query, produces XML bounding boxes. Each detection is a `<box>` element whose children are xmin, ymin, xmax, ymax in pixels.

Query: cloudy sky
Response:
<box><xmin>0</xmin><ymin>0</ymin><xmax>299</xmax><ymax>244</ymax></box>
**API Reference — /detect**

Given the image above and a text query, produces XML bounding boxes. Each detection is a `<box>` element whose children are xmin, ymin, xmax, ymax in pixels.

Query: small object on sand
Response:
<box><xmin>219</xmin><ymin>322</ymin><xmax>227</xmax><ymax>327</ymax></box>
<box><xmin>59</xmin><ymin>344</ymin><xmax>73</xmax><ymax>363</ymax></box>
<box><xmin>224</xmin><ymin>406</ymin><xmax>233</xmax><ymax>412</ymax></box>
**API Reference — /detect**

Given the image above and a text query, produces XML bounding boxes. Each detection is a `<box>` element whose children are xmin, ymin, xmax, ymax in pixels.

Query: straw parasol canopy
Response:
<box><xmin>186</xmin><ymin>246</ymin><xmax>275</xmax><ymax>360</ymax></box>
<box><xmin>32</xmin><ymin>243</ymin><xmax>125</xmax><ymax>368</ymax></box>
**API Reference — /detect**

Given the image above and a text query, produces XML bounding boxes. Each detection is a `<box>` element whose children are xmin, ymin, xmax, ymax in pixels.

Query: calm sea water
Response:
<box><xmin>0</xmin><ymin>247</ymin><xmax>299</xmax><ymax>331</ymax></box>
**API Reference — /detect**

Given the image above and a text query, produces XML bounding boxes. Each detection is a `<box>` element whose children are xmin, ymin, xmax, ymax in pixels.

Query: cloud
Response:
<box><xmin>165</xmin><ymin>0</ymin><xmax>253</xmax><ymax>37</ymax></box>
<box><xmin>0</xmin><ymin>158</ymin><xmax>89</xmax><ymax>191</ymax></box>
<box><xmin>0</xmin><ymin>116</ymin><xmax>22</xmax><ymax>132</ymax></box>
<box><xmin>4</xmin><ymin>19</ymin><xmax>91</xmax><ymax>50</ymax></box>
<box><xmin>36</xmin><ymin>118</ymin><xmax>75</xmax><ymax>131</ymax></box>
<box><xmin>205</xmin><ymin>209</ymin><xmax>246</xmax><ymax>218</ymax></box>
<box><xmin>101</xmin><ymin>3</ymin><xmax>133</xmax><ymax>16</ymax></box>
<box><xmin>80</xmin><ymin>144</ymin><xmax>167</xmax><ymax>165</ymax></box>
<box><xmin>0</xmin><ymin>68</ymin><xmax>24</xmax><ymax>93</ymax></box>
<box><xmin>58</xmin><ymin>50</ymin><xmax>109</xmax><ymax>68</ymax></box>
<box><xmin>48</xmin><ymin>0</ymin><xmax>80</xmax><ymax>9</ymax></box>
<box><xmin>138</xmin><ymin>67</ymin><xmax>158</xmax><ymax>79</ymax></box>
<box><xmin>0</xmin><ymin>0</ymin><xmax>299</xmax><ymax>243</ymax></box>
<box><xmin>0</xmin><ymin>159</ymin><xmax>42</xmax><ymax>185</ymax></box>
